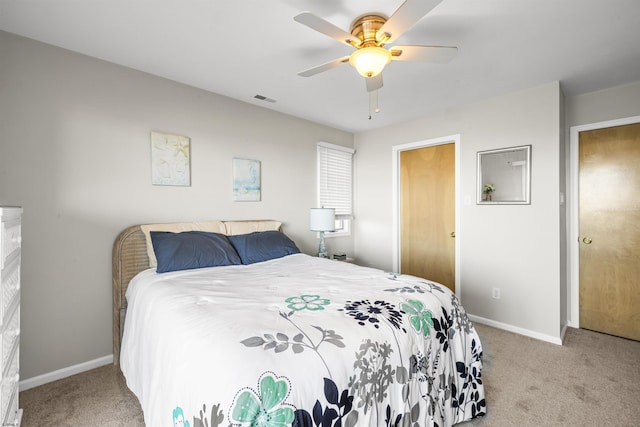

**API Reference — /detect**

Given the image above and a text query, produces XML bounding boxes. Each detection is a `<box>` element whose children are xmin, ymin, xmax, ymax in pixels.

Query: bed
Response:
<box><xmin>113</xmin><ymin>220</ymin><xmax>485</xmax><ymax>427</ymax></box>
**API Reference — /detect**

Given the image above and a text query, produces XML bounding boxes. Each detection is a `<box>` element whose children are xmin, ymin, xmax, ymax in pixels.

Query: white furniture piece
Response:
<box><xmin>0</xmin><ymin>207</ymin><xmax>22</xmax><ymax>426</ymax></box>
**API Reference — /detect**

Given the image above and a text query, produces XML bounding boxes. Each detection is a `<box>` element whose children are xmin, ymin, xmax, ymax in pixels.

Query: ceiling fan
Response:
<box><xmin>294</xmin><ymin>0</ymin><xmax>457</xmax><ymax>115</ymax></box>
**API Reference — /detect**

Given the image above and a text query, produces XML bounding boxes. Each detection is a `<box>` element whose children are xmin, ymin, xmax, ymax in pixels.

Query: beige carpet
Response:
<box><xmin>20</xmin><ymin>324</ymin><xmax>640</xmax><ymax>426</ymax></box>
<box><xmin>19</xmin><ymin>361</ymin><xmax>143</xmax><ymax>426</ymax></box>
<box><xmin>461</xmin><ymin>324</ymin><xmax>639</xmax><ymax>427</ymax></box>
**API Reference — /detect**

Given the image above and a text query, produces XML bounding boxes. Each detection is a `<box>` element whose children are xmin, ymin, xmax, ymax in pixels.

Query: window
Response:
<box><xmin>317</xmin><ymin>142</ymin><xmax>354</xmax><ymax>236</ymax></box>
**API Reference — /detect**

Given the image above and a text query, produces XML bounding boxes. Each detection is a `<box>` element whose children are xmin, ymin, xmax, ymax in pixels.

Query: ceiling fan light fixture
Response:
<box><xmin>349</xmin><ymin>46</ymin><xmax>391</xmax><ymax>78</ymax></box>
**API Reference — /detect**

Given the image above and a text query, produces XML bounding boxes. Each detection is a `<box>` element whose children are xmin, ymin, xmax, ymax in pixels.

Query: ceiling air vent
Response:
<box><xmin>254</xmin><ymin>94</ymin><xmax>277</xmax><ymax>103</ymax></box>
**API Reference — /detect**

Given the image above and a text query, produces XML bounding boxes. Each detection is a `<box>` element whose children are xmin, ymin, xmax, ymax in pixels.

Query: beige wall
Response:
<box><xmin>353</xmin><ymin>82</ymin><xmax>565</xmax><ymax>342</ymax></box>
<box><xmin>0</xmin><ymin>31</ymin><xmax>354</xmax><ymax>380</ymax></box>
<box><xmin>565</xmin><ymin>80</ymin><xmax>640</xmax><ymax>128</ymax></box>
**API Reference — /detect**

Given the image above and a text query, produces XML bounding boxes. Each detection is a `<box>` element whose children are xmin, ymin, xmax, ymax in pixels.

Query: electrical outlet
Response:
<box><xmin>492</xmin><ymin>288</ymin><xmax>501</xmax><ymax>299</ymax></box>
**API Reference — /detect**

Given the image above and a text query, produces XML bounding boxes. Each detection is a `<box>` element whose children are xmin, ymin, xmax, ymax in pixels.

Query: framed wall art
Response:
<box><xmin>232</xmin><ymin>157</ymin><xmax>261</xmax><ymax>201</ymax></box>
<box><xmin>151</xmin><ymin>131</ymin><xmax>191</xmax><ymax>186</ymax></box>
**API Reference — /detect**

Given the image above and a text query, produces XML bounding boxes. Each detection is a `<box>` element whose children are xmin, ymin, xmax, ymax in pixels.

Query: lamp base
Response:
<box><xmin>317</xmin><ymin>231</ymin><xmax>328</xmax><ymax>258</ymax></box>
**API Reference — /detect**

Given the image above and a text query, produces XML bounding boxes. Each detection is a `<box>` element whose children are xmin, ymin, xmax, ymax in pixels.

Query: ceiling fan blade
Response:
<box><xmin>366</xmin><ymin>74</ymin><xmax>383</xmax><ymax>92</ymax></box>
<box><xmin>377</xmin><ymin>0</ymin><xmax>443</xmax><ymax>44</ymax></box>
<box><xmin>298</xmin><ymin>56</ymin><xmax>350</xmax><ymax>77</ymax></box>
<box><xmin>294</xmin><ymin>12</ymin><xmax>361</xmax><ymax>47</ymax></box>
<box><xmin>390</xmin><ymin>45</ymin><xmax>457</xmax><ymax>63</ymax></box>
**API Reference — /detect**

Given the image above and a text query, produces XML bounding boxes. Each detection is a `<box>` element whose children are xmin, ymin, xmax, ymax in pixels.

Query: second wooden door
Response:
<box><xmin>579</xmin><ymin>123</ymin><xmax>640</xmax><ymax>341</ymax></box>
<box><xmin>400</xmin><ymin>143</ymin><xmax>455</xmax><ymax>291</ymax></box>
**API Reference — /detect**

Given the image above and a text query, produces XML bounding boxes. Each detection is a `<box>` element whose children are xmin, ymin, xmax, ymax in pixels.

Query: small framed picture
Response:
<box><xmin>151</xmin><ymin>131</ymin><xmax>191</xmax><ymax>186</ymax></box>
<box><xmin>232</xmin><ymin>158</ymin><xmax>261</xmax><ymax>201</ymax></box>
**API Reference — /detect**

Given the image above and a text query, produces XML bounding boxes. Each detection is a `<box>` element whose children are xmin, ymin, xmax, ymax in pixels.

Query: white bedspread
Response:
<box><xmin>121</xmin><ymin>253</ymin><xmax>485</xmax><ymax>427</ymax></box>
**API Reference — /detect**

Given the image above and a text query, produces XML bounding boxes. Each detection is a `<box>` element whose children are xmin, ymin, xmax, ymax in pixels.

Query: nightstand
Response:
<box><xmin>332</xmin><ymin>255</ymin><xmax>355</xmax><ymax>263</ymax></box>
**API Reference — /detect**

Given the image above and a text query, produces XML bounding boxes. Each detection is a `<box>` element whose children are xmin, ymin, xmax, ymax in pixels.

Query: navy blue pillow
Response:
<box><xmin>150</xmin><ymin>231</ymin><xmax>242</xmax><ymax>273</ymax></box>
<box><xmin>227</xmin><ymin>230</ymin><xmax>300</xmax><ymax>265</ymax></box>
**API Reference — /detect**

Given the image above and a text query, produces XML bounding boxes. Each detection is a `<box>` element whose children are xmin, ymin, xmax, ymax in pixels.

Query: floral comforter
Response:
<box><xmin>120</xmin><ymin>254</ymin><xmax>485</xmax><ymax>427</ymax></box>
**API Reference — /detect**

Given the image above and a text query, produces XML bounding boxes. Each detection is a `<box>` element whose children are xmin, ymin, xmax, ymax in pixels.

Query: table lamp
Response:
<box><xmin>310</xmin><ymin>207</ymin><xmax>335</xmax><ymax>258</ymax></box>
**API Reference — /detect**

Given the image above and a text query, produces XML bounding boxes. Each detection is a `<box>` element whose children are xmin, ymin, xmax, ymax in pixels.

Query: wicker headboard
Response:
<box><xmin>112</xmin><ymin>220</ymin><xmax>282</xmax><ymax>365</ymax></box>
<box><xmin>112</xmin><ymin>225</ymin><xmax>149</xmax><ymax>365</ymax></box>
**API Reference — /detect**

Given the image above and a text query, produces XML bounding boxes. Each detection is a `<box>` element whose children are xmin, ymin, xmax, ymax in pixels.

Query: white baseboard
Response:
<box><xmin>560</xmin><ymin>323</ymin><xmax>568</xmax><ymax>343</ymax></box>
<box><xmin>567</xmin><ymin>318</ymin><xmax>579</xmax><ymax>328</ymax></box>
<box><xmin>469</xmin><ymin>314</ymin><xmax>563</xmax><ymax>345</ymax></box>
<box><xmin>19</xmin><ymin>354</ymin><xmax>113</xmax><ymax>391</ymax></box>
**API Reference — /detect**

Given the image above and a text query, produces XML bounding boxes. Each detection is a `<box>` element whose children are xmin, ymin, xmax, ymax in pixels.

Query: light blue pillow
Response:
<box><xmin>227</xmin><ymin>230</ymin><xmax>300</xmax><ymax>265</ymax></box>
<box><xmin>150</xmin><ymin>231</ymin><xmax>242</xmax><ymax>273</ymax></box>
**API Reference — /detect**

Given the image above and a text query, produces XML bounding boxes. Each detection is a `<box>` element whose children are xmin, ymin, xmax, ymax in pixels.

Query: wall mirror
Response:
<box><xmin>477</xmin><ymin>145</ymin><xmax>531</xmax><ymax>204</ymax></box>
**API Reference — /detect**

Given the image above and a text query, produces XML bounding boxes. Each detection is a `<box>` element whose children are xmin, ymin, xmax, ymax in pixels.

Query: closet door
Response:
<box><xmin>579</xmin><ymin>122</ymin><xmax>640</xmax><ymax>341</ymax></box>
<box><xmin>400</xmin><ymin>143</ymin><xmax>455</xmax><ymax>291</ymax></box>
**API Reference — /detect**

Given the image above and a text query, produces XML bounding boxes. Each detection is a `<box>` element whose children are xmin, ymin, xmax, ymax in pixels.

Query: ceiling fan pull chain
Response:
<box><xmin>368</xmin><ymin>89</ymin><xmax>380</xmax><ymax>119</ymax></box>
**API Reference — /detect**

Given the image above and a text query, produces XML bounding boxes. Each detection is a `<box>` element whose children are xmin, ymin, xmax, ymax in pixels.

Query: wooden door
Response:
<box><xmin>400</xmin><ymin>143</ymin><xmax>455</xmax><ymax>291</ymax></box>
<box><xmin>579</xmin><ymin>123</ymin><xmax>640</xmax><ymax>341</ymax></box>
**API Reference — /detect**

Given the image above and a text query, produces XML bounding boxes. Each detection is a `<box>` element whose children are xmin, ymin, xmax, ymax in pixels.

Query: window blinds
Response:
<box><xmin>317</xmin><ymin>142</ymin><xmax>354</xmax><ymax>219</ymax></box>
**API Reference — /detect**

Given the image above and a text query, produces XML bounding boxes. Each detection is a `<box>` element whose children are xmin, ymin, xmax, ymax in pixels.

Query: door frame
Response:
<box><xmin>392</xmin><ymin>134</ymin><xmax>461</xmax><ymax>298</ymax></box>
<box><xmin>568</xmin><ymin>115</ymin><xmax>640</xmax><ymax>327</ymax></box>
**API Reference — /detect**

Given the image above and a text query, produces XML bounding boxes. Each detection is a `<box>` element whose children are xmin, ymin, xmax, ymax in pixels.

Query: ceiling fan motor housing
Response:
<box><xmin>348</xmin><ymin>15</ymin><xmax>392</xmax><ymax>78</ymax></box>
<box><xmin>350</xmin><ymin>14</ymin><xmax>390</xmax><ymax>47</ymax></box>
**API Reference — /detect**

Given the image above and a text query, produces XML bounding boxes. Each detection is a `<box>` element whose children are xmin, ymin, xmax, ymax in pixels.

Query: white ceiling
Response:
<box><xmin>2</xmin><ymin>0</ymin><xmax>640</xmax><ymax>133</ymax></box>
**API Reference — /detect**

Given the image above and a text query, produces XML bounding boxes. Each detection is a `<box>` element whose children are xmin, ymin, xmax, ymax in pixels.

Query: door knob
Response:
<box><xmin>582</xmin><ymin>237</ymin><xmax>593</xmax><ymax>244</ymax></box>
<box><xmin>450</xmin><ymin>232</ymin><xmax>455</xmax><ymax>238</ymax></box>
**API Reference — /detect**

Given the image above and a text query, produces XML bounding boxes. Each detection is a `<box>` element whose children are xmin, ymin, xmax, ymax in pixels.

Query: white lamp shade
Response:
<box><xmin>349</xmin><ymin>46</ymin><xmax>392</xmax><ymax>78</ymax></box>
<box><xmin>310</xmin><ymin>208</ymin><xmax>335</xmax><ymax>232</ymax></box>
